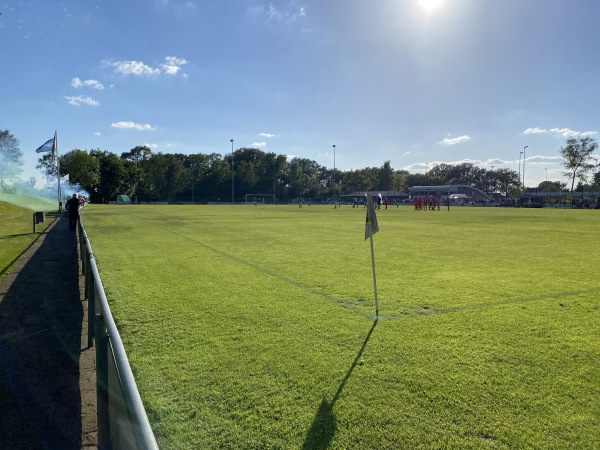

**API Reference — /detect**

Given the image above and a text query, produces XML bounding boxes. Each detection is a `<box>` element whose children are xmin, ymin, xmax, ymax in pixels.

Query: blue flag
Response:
<box><xmin>35</xmin><ymin>138</ymin><xmax>54</xmax><ymax>153</ymax></box>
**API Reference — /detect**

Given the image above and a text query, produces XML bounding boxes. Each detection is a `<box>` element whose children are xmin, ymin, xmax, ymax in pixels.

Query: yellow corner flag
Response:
<box><xmin>364</xmin><ymin>194</ymin><xmax>379</xmax><ymax>241</ymax></box>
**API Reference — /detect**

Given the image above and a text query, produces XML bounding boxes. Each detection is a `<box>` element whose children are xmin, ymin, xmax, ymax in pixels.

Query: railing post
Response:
<box><xmin>80</xmin><ymin>231</ymin><xmax>86</xmax><ymax>275</ymax></box>
<box><xmin>95</xmin><ymin>313</ymin><xmax>110</xmax><ymax>450</ymax></box>
<box><xmin>87</xmin><ymin>259</ymin><xmax>95</xmax><ymax>348</ymax></box>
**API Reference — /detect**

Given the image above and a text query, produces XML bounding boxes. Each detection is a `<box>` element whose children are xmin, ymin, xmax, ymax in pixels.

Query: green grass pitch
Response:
<box><xmin>0</xmin><ymin>200</ymin><xmax>52</xmax><ymax>281</ymax></box>
<box><xmin>81</xmin><ymin>204</ymin><xmax>600</xmax><ymax>449</ymax></box>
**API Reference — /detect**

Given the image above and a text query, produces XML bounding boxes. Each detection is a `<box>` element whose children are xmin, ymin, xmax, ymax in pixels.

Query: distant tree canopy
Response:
<box><xmin>14</xmin><ymin>128</ymin><xmax>600</xmax><ymax>204</ymax></box>
<box><xmin>59</xmin><ymin>149</ymin><xmax>100</xmax><ymax>189</ymax></box>
<box><xmin>537</xmin><ymin>181</ymin><xmax>566</xmax><ymax>192</ymax></box>
<box><xmin>560</xmin><ymin>136</ymin><xmax>598</xmax><ymax>191</ymax></box>
<box><xmin>0</xmin><ymin>129</ymin><xmax>23</xmax><ymax>182</ymax></box>
<box><xmin>25</xmin><ymin>144</ymin><xmax>532</xmax><ymax>203</ymax></box>
<box><xmin>3</xmin><ymin>126</ymin><xmax>599</xmax><ymax>204</ymax></box>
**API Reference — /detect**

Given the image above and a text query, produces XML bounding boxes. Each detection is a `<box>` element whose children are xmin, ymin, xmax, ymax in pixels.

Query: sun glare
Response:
<box><xmin>419</xmin><ymin>0</ymin><xmax>444</xmax><ymax>11</ymax></box>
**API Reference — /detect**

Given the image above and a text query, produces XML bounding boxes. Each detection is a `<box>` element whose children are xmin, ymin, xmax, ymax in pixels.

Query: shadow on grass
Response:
<box><xmin>0</xmin><ymin>233</ymin><xmax>37</xmax><ymax>239</ymax></box>
<box><xmin>301</xmin><ymin>319</ymin><xmax>378</xmax><ymax>450</ymax></box>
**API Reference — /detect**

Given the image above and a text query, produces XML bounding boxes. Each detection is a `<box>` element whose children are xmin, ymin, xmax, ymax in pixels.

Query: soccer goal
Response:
<box><xmin>245</xmin><ymin>194</ymin><xmax>276</xmax><ymax>205</ymax></box>
<box><xmin>116</xmin><ymin>194</ymin><xmax>132</xmax><ymax>204</ymax></box>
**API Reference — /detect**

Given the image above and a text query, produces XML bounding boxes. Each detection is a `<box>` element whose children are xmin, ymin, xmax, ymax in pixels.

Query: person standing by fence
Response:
<box><xmin>66</xmin><ymin>194</ymin><xmax>80</xmax><ymax>231</ymax></box>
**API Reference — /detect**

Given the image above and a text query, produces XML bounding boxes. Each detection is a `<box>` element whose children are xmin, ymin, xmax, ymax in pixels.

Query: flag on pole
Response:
<box><xmin>35</xmin><ymin>138</ymin><xmax>54</xmax><ymax>153</ymax></box>
<box><xmin>365</xmin><ymin>194</ymin><xmax>379</xmax><ymax>241</ymax></box>
<box><xmin>364</xmin><ymin>193</ymin><xmax>380</xmax><ymax>318</ymax></box>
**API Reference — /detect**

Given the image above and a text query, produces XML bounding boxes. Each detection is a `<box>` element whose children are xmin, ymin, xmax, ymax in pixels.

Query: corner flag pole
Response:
<box><xmin>369</xmin><ymin>228</ymin><xmax>379</xmax><ymax>318</ymax></box>
<box><xmin>364</xmin><ymin>194</ymin><xmax>380</xmax><ymax>318</ymax></box>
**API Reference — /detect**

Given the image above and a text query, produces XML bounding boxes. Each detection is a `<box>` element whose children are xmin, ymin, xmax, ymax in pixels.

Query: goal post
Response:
<box><xmin>245</xmin><ymin>194</ymin><xmax>276</xmax><ymax>205</ymax></box>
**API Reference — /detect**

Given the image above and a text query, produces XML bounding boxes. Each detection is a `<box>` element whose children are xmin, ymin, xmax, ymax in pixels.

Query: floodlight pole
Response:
<box><xmin>333</xmin><ymin>145</ymin><xmax>337</xmax><ymax>208</ymax></box>
<box><xmin>230</xmin><ymin>139</ymin><xmax>234</xmax><ymax>204</ymax></box>
<box><xmin>519</xmin><ymin>151</ymin><xmax>523</xmax><ymax>188</ymax></box>
<box><xmin>523</xmin><ymin>145</ymin><xmax>528</xmax><ymax>188</ymax></box>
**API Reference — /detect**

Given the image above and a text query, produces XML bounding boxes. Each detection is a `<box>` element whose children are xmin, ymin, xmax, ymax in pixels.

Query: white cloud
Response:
<box><xmin>549</xmin><ymin>128</ymin><xmax>597</xmax><ymax>137</ymax></box>
<box><xmin>94</xmin><ymin>132</ymin><xmax>101</xmax><ymax>136</ymax></box>
<box><xmin>267</xmin><ymin>4</ymin><xmax>281</xmax><ymax>20</ymax></box>
<box><xmin>144</xmin><ymin>143</ymin><xmax>159</xmax><ymax>148</ymax></box>
<box><xmin>404</xmin><ymin>159</ymin><xmax>485</xmax><ymax>171</ymax></box>
<box><xmin>523</xmin><ymin>127</ymin><xmax>547</xmax><ymax>134</ymax></box>
<box><xmin>524</xmin><ymin>155</ymin><xmax>564</xmax><ymax>163</ymax></box>
<box><xmin>449</xmin><ymin>158</ymin><xmax>483</xmax><ymax>165</ymax></box>
<box><xmin>111</xmin><ymin>121</ymin><xmax>155</xmax><ymax>131</ymax></box>
<box><xmin>259</xmin><ymin>132</ymin><xmax>276</xmax><ymax>138</ymax></box>
<box><xmin>71</xmin><ymin>77</ymin><xmax>104</xmax><ymax>90</ymax></box>
<box><xmin>161</xmin><ymin>56</ymin><xmax>188</xmax><ymax>75</ymax></box>
<box><xmin>247</xmin><ymin>3</ymin><xmax>307</xmax><ymax>23</ymax></box>
<box><xmin>111</xmin><ymin>60</ymin><xmax>161</xmax><ymax>76</ymax></box>
<box><xmin>252</xmin><ymin>142</ymin><xmax>267</xmax><ymax>147</ymax></box>
<box><xmin>65</xmin><ymin>95</ymin><xmax>100</xmax><ymax>106</ymax></box>
<box><xmin>523</xmin><ymin>127</ymin><xmax>597</xmax><ymax>137</ymax></box>
<box><xmin>110</xmin><ymin>57</ymin><xmax>188</xmax><ymax>77</ymax></box>
<box><xmin>439</xmin><ymin>135</ymin><xmax>471</xmax><ymax>145</ymax></box>
<box><xmin>403</xmin><ymin>162</ymin><xmax>424</xmax><ymax>171</ymax></box>
<box><xmin>485</xmin><ymin>158</ymin><xmax>510</xmax><ymax>166</ymax></box>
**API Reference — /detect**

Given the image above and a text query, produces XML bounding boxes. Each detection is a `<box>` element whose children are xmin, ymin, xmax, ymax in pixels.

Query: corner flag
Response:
<box><xmin>364</xmin><ymin>193</ymin><xmax>380</xmax><ymax>318</ymax></box>
<box><xmin>364</xmin><ymin>194</ymin><xmax>379</xmax><ymax>241</ymax></box>
<box><xmin>35</xmin><ymin>138</ymin><xmax>54</xmax><ymax>153</ymax></box>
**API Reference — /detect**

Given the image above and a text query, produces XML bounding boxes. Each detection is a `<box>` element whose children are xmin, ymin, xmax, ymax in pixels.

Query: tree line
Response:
<box><xmin>1</xmin><ymin>129</ymin><xmax>598</xmax><ymax>203</ymax></box>
<box><xmin>38</xmin><ymin>147</ymin><xmax>528</xmax><ymax>203</ymax></box>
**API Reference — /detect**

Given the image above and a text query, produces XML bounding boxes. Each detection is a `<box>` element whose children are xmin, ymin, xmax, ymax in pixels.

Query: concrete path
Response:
<box><xmin>0</xmin><ymin>215</ymin><xmax>97</xmax><ymax>449</ymax></box>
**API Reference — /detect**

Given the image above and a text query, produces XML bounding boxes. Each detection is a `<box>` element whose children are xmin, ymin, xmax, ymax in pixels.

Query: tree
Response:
<box><xmin>378</xmin><ymin>161</ymin><xmax>394</xmax><ymax>191</ymax></box>
<box><xmin>37</xmin><ymin>153</ymin><xmax>58</xmax><ymax>183</ymax></box>
<box><xmin>391</xmin><ymin>170</ymin><xmax>410</xmax><ymax>192</ymax></box>
<box><xmin>537</xmin><ymin>180</ymin><xmax>566</xmax><ymax>192</ymax></box>
<box><xmin>561</xmin><ymin>136</ymin><xmax>598</xmax><ymax>191</ymax></box>
<box><xmin>89</xmin><ymin>150</ymin><xmax>128</xmax><ymax>203</ymax></box>
<box><xmin>0</xmin><ymin>129</ymin><xmax>23</xmax><ymax>182</ymax></box>
<box><xmin>429</xmin><ymin>162</ymin><xmax>482</xmax><ymax>187</ymax></box>
<box><xmin>142</xmin><ymin>153</ymin><xmax>187</xmax><ymax>201</ymax></box>
<box><xmin>483</xmin><ymin>169</ymin><xmax>498</xmax><ymax>194</ymax></box>
<box><xmin>593</xmin><ymin>171</ymin><xmax>600</xmax><ymax>190</ymax></box>
<box><xmin>489</xmin><ymin>168</ymin><xmax>521</xmax><ymax>197</ymax></box>
<box><xmin>59</xmin><ymin>149</ymin><xmax>100</xmax><ymax>192</ymax></box>
<box><xmin>286</xmin><ymin>158</ymin><xmax>325</xmax><ymax>198</ymax></box>
<box><xmin>121</xmin><ymin>145</ymin><xmax>152</xmax><ymax>164</ymax></box>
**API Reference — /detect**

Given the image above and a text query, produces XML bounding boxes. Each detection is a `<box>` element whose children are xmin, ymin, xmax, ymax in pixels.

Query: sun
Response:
<box><xmin>419</xmin><ymin>0</ymin><xmax>444</xmax><ymax>11</ymax></box>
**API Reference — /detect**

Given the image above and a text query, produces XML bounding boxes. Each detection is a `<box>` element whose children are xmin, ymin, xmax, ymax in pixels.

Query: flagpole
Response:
<box><xmin>369</xmin><ymin>230</ymin><xmax>379</xmax><ymax>318</ymax></box>
<box><xmin>54</xmin><ymin>131</ymin><xmax>62</xmax><ymax>212</ymax></box>
<box><xmin>365</xmin><ymin>193</ymin><xmax>380</xmax><ymax>319</ymax></box>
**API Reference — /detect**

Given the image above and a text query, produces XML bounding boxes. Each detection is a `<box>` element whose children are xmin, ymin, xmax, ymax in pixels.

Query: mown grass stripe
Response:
<box><xmin>156</xmin><ymin>224</ymin><xmax>378</xmax><ymax>319</ymax></box>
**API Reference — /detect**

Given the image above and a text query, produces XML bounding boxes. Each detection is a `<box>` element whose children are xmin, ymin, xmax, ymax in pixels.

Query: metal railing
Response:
<box><xmin>79</xmin><ymin>218</ymin><xmax>159</xmax><ymax>450</ymax></box>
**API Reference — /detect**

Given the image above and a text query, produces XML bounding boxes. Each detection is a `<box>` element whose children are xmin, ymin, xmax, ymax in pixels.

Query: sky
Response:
<box><xmin>1</xmin><ymin>0</ymin><xmax>599</xmax><ymax>187</ymax></box>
